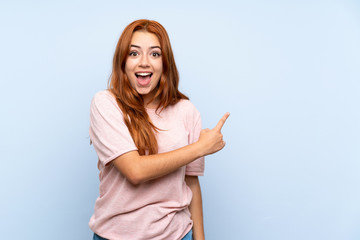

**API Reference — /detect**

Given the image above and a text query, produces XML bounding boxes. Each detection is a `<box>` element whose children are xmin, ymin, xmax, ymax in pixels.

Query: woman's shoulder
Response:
<box><xmin>173</xmin><ymin>99</ymin><xmax>201</xmax><ymax>121</ymax></box>
<box><xmin>175</xmin><ymin>99</ymin><xmax>197</xmax><ymax>111</ymax></box>
<box><xmin>91</xmin><ymin>90</ymin><xmax>118</xmax><ymax>107</ymax></box>
<box><xmin>92</xmin><ymin>89</ymin><xmax>116</xmax><ymax>102</ymax></box>
<box><xmin>91</xmin><ymin>90</ymin><xmax>121</xmax><ymax>113</ymax></box>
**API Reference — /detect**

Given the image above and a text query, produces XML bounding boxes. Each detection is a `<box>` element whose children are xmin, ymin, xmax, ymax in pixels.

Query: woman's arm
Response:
<box><xmin>113</xmin><ymin>112</ymin><xmax>229</xmax><ymax>185</ymax></box>
<box><xmin>185</xmin><ymin>175</ymin><xmax>205</xmax><ymax>240</ymax></box>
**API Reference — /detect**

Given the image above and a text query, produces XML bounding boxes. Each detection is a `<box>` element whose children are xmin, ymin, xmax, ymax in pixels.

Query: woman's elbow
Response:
<box><xmin>113</xmin><ymin>152</ymin><xmax>146</xmax><ymax>185</ymax></box>
<box><xmin>118</xmin><ymin>164</ymin><xmax>147</xmax><ymax>185</ymax></box>
<box><xmin>126</xmin><ymin>169</ymin><xmax>145</xmax><ymax>185</ymax></box>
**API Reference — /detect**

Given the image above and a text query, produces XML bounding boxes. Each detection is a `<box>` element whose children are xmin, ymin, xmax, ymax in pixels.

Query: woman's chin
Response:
<box><xmin>136</xmin><ymin>86</ymin><xmax>156</xmax><ymax>97</ymax></box>
<box><xmin>136</xmin><ymin>89</ymin><xmax>151</xmax><ymax>96</ymax></box>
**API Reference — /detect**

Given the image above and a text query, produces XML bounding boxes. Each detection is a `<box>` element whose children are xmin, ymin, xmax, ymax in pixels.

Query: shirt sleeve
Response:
<box><xmin>89</xmin><ymin>91</ymin><xmax>138</xmax><ymax>167</ymax></box>
<box><xmin>185</xmin><ymin>104</ymin><xmax>205</xmax><ymax>176</ymax></box>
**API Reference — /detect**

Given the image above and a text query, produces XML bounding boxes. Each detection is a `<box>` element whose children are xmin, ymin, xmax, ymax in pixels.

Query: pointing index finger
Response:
<box><xmin>214</xmin><ymin>112</ymin><xmax>230</xmax><ymax>131</ymax></box>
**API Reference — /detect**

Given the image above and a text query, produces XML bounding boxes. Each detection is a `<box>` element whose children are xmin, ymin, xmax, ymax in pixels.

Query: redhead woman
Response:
<box><xmin>89</xmin><ymin>19</ymin><xmax>229</xmax><ymax>240</ymax></box>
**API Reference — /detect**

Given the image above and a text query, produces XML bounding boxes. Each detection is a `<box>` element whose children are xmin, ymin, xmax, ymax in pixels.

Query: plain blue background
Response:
<box><xmin>1</xmin><ymin>0</ymin><xmax>359</xmax><ymax>239</ymax></box>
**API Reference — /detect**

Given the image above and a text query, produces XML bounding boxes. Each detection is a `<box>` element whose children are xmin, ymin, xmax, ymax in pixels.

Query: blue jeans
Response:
<box><xmin>182</xmin><ymin>229</ymin><xmax>193</xmax><ymax>240</ymax></box>
<box><xmin>93</xmin><ymin>229</ymin><xmax>193</xmax><ymax>240</ymax></box>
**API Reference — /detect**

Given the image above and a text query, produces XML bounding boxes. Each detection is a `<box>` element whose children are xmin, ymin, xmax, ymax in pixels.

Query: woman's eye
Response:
<box><xmin>129</xmin><ymin>51</ymin><xmax>138</xmax><ymax>56</ymax></box>
<box><xmin>152</xmin><ymin>52</ymin><xmax>161</xmax><ymax>57</ymax></box>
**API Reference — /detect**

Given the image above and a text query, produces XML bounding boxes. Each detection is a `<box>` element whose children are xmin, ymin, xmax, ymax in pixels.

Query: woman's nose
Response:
<box><xmin>139</xmin><ymin>55</ymin><xmax>150</xmax><ymax>67</ymax></box>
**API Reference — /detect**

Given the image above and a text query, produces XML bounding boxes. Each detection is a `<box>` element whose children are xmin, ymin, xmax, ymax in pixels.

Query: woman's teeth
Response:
<box><xmin>136</xmin><ymin>73</ymin><xmax>152</xmax><ymax>77</ymax></box>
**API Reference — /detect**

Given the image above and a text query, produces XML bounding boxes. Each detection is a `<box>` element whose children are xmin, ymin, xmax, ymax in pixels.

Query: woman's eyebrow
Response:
<box><xmin>130</xmin><ymin>44</ymin><xmax>161</xmax><ymax>50</ymax></box>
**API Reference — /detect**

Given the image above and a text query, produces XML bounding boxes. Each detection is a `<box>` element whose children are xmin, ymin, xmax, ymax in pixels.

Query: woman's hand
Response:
<box><xmin>197</xmin><ymin>112</ymin><xmax>230</xmax><ymax>156</ymax></box>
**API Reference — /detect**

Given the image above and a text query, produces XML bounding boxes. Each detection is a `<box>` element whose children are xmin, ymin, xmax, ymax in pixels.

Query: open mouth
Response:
<box><xmin>135</xmin><ymin>72</ymin><xmax>153</xmax><ymax>86</ymax></box>
<box><xmin>135</xmin><ymin>72</ymin><xmax>153</xmax><ymax>78</ymax></box>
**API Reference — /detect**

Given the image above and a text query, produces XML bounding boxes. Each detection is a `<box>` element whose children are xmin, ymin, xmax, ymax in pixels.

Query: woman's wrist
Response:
<box><xmin>192</xmin><ymin>141</ymin><xmax>206</xmax><ymax>158</ymax></box>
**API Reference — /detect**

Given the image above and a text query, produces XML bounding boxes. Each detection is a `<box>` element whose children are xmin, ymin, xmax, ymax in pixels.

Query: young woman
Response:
<box><xmin>89</xmin><ymin>19</ymin><xmax>229</xmax><ymax>240</ymax></box>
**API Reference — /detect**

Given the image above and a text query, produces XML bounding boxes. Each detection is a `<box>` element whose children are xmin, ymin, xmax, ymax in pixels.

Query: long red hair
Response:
<box><xmin>108</xmin><ymin>19</ymin><xmax>188</xmax><ymax>155</ymax></box>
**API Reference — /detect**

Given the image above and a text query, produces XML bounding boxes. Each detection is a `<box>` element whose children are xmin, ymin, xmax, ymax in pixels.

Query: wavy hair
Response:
<box><xmin>108</xmin><ymin>19</ymin><xmax>188</xmax><ymax>155</ymax></box>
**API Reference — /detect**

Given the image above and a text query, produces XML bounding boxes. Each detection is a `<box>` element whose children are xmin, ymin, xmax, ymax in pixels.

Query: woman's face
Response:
<box><xmin>125</xmin><ymin>31</ymin><xmax>163</xmax><ymax>104</ymax></box>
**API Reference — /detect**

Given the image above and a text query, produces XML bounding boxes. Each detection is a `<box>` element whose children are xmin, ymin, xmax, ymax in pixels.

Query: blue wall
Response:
<box><xmin>1</xmin><ymin>1</ymin><xmax>359</xmax><ymax>239</ymax></box>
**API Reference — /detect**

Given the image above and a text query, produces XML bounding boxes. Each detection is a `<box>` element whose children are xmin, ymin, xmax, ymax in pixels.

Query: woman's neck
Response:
<box><xmin>144</xmin><ymin>96</ymin><xmax>160</xmax><ymax>109</ymax></box>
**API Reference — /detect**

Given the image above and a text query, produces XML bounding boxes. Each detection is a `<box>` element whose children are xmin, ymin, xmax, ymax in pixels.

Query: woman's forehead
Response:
<box><xmin>130</xmin><ymin>31</ymin><xmax>161</xmax><ymax>47</ymax></box>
